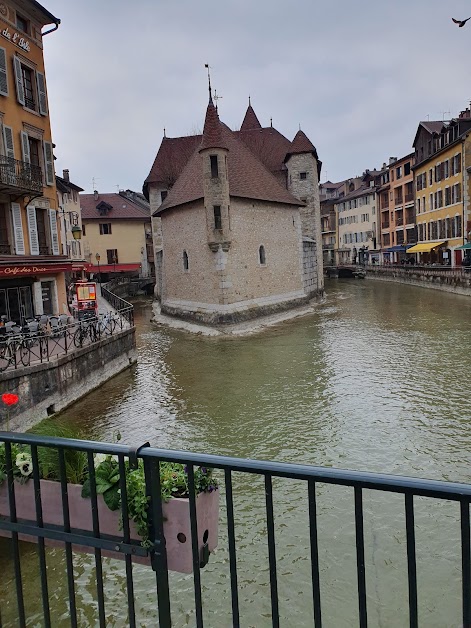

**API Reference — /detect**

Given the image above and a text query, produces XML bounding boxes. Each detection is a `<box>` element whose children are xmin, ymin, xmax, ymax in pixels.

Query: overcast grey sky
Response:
<box><xmin>43</xmin><ymin>0</ymin><xmax>471</xmax><ymax>193</ymax></box>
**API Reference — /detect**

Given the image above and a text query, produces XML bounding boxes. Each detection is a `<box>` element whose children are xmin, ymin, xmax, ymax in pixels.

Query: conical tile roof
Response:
<box><xmin>240</xmin><ymin>104</ymin><xmax>262</xmax><ymax>131</ymax></box>
<box><xmin>284</xmin><ymin>130</ymin><xmax>318</xmax><ymax>161</ymax></box>
<box><xmin>199</xmin><ymin>101</ymin><xmax>229</xmax><ymax>152</ymax></box>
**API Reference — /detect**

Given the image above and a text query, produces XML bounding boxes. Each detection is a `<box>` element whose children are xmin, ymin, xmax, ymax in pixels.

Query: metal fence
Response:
<box><xmin>0</xmin><ymin>309</ymin><xmax>133</xmax><ymax>373</ymax></box>
<box><xmin>0</xmin><ymin>432</ymin><xmax>469</xmax><ymax>627</ymax></box>
<box><xmin>101</xmin><ymin>281</ymin><xmax>134</xmax><ymax>325</ymax></box>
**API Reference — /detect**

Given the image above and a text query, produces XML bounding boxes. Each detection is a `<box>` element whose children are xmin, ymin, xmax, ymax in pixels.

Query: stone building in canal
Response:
<box><xmin>143</xmin><ymin>95</ymin><xmax>323</xmax><ymax>324</ymax></box>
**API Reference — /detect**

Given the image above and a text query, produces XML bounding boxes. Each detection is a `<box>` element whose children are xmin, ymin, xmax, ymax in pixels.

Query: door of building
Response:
<box><xmin>0</xmin><ymin>286</ymin><xmax>33</xmax><ymax>324</ymax></box>
<box><xmin>41</xmin><ymin>281</ymin><xmax>54</xmax><ymax>315</ymax></box>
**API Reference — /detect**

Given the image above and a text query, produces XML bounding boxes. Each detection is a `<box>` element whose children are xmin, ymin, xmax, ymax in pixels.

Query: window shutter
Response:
<box><xmin>456</xmin><ymin>154</ymin><xmax>462</xmax><ymax>173</ymax></box>
<box><xmin>0</xmin><ymin>47</ymin><xmax>8</xmax><ymax>96</ymax></box>
<box><xmin>13</xmin><ymin>56</ymin><xmax>25</xmax><ymax>106</ymax></box>
<box><xmin>20</xmin><ymin>131</ymin><xmax>30</xmax><ymax>164</ymax></box>
<box><xmin>27</xmin><ymin>205</ymin><xmax>39</xmax><ymax>254</ymax></box>
<box><xmin>3</xmin><ymin>125</ymin><xmax>14</xmax><ymax>159</ymax></box>
<box><xmin>35</xmin><ymin>71</ymin><xmax>48</xmax><ymax>115</ymax></box>
<box><xmin>11</xmin><ymin>203</ymin><xmax>25</xmax><ymax>254</ymax></box>
<box><xmin>43</xmin><ymin>140</ymin><xmax>54</xmax><ymax>185</ymax></box>
<box><xmin>48</xmin><ymin>208</ymin><xmax>59</xmax><ymax>255</ymax></box>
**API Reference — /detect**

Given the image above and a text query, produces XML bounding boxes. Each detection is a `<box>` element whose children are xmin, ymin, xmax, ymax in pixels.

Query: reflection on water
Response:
<box><xmin>1</xmin><ymin>281</ymin><xmax>470</xmax><ymax>626</ymax></box>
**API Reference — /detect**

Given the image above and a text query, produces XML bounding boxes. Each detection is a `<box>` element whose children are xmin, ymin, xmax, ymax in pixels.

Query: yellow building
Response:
<box><xmin>409</xmin><ymin>112</ymin><xmax>471</xmax><ymax>266</ymax></box>
<box><xmin>80</xmin><ymin>190</ymin><xmax>153</xmax><ymax>281</ymax></box>
<box><xmin>0</xmin><ymin>0</ymin><xmax>69</xmax><ymax>322</ymax></box>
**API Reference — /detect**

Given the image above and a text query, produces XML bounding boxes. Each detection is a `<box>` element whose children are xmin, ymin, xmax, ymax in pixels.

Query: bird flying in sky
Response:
<box><xmin>452</xmin><ymin>17</ymin><xmax>471</xmax><ymax>27</ymax></box>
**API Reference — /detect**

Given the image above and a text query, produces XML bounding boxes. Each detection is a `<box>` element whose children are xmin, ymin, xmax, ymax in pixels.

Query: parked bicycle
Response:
<box><xmin>0</xmin><ymin>324</ymin><xmax>31</xmax><ymax>371</ymax></box>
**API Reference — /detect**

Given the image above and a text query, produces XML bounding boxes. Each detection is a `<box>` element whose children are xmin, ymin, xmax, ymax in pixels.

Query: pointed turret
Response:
<box><xmin>284</xmin><ymin>130</ymin><xmax>318</xmax><ymax>161</ymax></box>
<box><xmin>199</xmin><ymin>101</ymin><xmax>229</xmax><ymax>152</ymax></box>
<box><xmin>240</xmin><ymin>100</ymin><xmax>262</xmax><ymax>131</ymax></box>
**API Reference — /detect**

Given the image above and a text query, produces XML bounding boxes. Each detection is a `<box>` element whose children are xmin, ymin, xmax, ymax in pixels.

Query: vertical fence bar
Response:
<box><xmin>461</xmin><ymin>500</ymin><xmax>470</xmax><ymax>628</ymax></box>
<box><xmin>86</xmin><ymin>451</ymin><xmax>106</xmax><ymax>628</ymax></box>
<box><xmin>58</xmin><ymin>448</ymin><xmax>78</xmax><ymax>628</ymax></box>
<box><xmin>405</xmin><ymin>493</ymin><xmax>418</xmax><ymax>628</ymax></box>
<box><xmin>118</xmin><ymin>454</ymin><xmax>136</xmax><ymax>628</ymax></box>
<box><xmin>308</xmin><ymin>480</ymin><xmax>322</xmax><ymax>628</ymax></box>
<box><xmin>143</xmin><ymin>457</ymin><xmax>172</xmax><ymax>628</ymax></box>
<box><xmin>354</xmin><ymin>487</ymin><xmax>367</xmax><ymax>628</ymax></box>
<box><xmin>187</xmin><ymin>464</ymin><xmax>204</xmax><ymax>628</ymax></box>
<box><xmin>265</xmin><ymin>474</ymin><xmax>280</xmax><ymax>628</ymax></box>
<box><xmin>31</xmin><ymin>445</ymin><xmax>51</xmax><ymax>628</ymax></box>
<box><xmin>5</xmin><ymin>442</ymin><xmax>26</xmax><ymax>627</ymax></box>
<box><xmin>224</xmin><ymin>469</ymin><xmax>240</xmax><ymax>628</ymax></box>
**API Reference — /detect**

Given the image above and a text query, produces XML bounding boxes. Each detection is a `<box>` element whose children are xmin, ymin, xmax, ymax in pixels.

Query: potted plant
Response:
<box><xmin>0</xmin><ymin>424</ymin><xmax>219</xmax><ymax>574</ymax></box>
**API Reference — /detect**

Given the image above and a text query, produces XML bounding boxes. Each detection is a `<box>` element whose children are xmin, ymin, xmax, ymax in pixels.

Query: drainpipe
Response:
<box><xmin>42</xmin><ymin>20</ymin><xmax>60</xmax><ymax>36</ymax></box>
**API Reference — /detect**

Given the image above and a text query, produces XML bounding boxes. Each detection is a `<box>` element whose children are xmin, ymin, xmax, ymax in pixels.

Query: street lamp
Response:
<box><xmin>57</xmin><ymin>208</ymin><xmax>82</xmax><ymax>240</ymax></box>
<box><xmin>95</xmin><ymin>253</ymin><xmax>101</xmax><ymax>285</ymax></box>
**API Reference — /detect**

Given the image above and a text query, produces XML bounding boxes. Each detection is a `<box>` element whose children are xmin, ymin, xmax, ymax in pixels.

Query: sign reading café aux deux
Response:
<box><xmin>0</xmin><ymin>264</ymin><xmax>71</xmax><ymax>277</ymax></box>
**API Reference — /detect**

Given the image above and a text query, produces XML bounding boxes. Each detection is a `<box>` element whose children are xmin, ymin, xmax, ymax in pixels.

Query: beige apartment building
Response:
<box><xmin>80</xmin><ymin>190</ymin><xmax>153</xmax><ymax>281</ymax></box>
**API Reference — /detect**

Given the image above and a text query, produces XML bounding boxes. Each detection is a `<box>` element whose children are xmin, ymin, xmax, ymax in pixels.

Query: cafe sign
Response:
<box><xmin>0</xmin><ymin>264</ymin><xmax>71</xmax><ymax>277</ymax></box>
<box><xmin>1</xmin><ymin>26</ymin><xmax>31</xmax><ymax>52</ymax></box>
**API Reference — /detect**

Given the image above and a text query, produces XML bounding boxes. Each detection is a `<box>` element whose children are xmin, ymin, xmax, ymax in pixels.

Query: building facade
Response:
<box><xmin>56</xmin><ymin>169</ymin><xmax>85</xmax><ymax>280</ymax></box>
<box><xmin>144</xmin><ymin>97</ymin><xmax>323</xmax><ymax>324</ymax></box>
<box><xmin>0</xmin><ymin>1</ymin><xmax>70</xmax><ymax>322</ymax></box>
<box><xmin>80</xmin><ymin>190</ymin><xmax>153</xmax><ymax>281</ymax></box>
<box><xmin>409</xmin><ymin>113</ymin><xmax>471</xmax><ymax>266</ymax></box>
<box><xmin>379</xmin><ymin>154</ymin><xmax>416</xmax><ymax>264</ymax></box>
<box><xmin>320</xmin><ymin>181</ymin><xmax>342</xmax><ymax>266</ymax></box>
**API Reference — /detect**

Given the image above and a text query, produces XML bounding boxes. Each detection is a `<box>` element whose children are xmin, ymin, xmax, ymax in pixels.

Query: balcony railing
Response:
<box><xmin>0</xmin><ymin>157</ymin><xmax>43</xmax><ymax>194</ymax></box>
<box><xmin>0</xmin><ymin>432</ymin><xmax>469</xmax><ymax>627</ymax></box>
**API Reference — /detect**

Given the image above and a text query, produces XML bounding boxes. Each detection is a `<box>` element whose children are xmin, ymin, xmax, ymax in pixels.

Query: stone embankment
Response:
<box><xmin>365</xmin><ymin>266</ymin><xmax>471</xmax><ymax>296</ymax></box>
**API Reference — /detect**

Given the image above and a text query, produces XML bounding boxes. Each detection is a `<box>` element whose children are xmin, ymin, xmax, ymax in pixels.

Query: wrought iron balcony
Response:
<box><xmin>0</xmin><ymin>157</ymin><xmax>43</xmax><ymax>195</ymax></box>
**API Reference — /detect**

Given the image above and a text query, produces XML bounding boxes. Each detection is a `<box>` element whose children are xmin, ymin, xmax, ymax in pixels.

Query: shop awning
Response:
<box><xmin>406</xmin><ymin>241</ymin><xmax>446</xmax><ymax>253</ymax></box>
<box><xmin>87</xmin><ymin>263</ymin><xmax>141</xmax><ymax>273</ymax></box>
<box><xmin>386</xmin><ymin>245</ymin><xmax>412</xmax><ymax>252</ymax></box>
<box><xmin>455</xmin><ymin>243</ymin><xmax>471</xmax><ymax>250</ymax></box>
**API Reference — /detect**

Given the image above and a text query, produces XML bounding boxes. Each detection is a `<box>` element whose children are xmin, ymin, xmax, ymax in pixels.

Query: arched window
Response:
<box><xmin>183</xmin><ymin>250</ymin><xmax>189</xmax><ymax>271</ymax></box>
<box><xmin>259</xmin><ymin>245</ymin><xmax>266</xmax><ymax>265</ymax></box>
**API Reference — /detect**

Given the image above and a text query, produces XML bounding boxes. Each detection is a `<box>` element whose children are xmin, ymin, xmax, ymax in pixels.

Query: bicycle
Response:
<box><xmin>97</xmin><ymin>311</ymin><xmax>117</xmax><ymax>336</ymax></box>
<box><xmin>73</xmin><ymin>315</ymin><xmax>96</xmax><ymax>347</ymax></box>
<box><xmin>0</xmin><ymin>327</ymin><xmax>31</xmax><ymax>371</ymax></box>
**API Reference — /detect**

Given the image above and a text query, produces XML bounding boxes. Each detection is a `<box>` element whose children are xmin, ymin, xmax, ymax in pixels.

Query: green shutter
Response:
<box><xmin>13</xmin><ymin>56</ymin><xmax>25</xmax><ymax>106</ymax></box>
<box><xmin>42</xmin><ymin>140</ymin><xmax>54</xmax><ymax>185</ymax></box>
<box><xmin>36</xmin><ymin>71</ymin><xmax>47</xmax><ymax>115</ymax></box>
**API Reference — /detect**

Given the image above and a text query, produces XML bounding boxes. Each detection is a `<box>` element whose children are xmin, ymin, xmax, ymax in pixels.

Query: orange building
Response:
<box><xmin>0</xmin><ymin>1</ymin><xmax>68</xmax><ymax>323</ymax></box>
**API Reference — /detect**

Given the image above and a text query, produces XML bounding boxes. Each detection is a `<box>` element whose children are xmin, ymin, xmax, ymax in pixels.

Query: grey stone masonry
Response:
<box><xmin>286</xmin><ymin>153</ymin><xmax>324</xmax><ymax>294</ymax></box>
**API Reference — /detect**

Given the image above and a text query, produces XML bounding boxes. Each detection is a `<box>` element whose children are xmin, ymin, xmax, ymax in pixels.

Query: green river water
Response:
<box><xmin>1</xmin><ymin>279</ymin><xmax>470</xmax><ymax>627</ymax></box>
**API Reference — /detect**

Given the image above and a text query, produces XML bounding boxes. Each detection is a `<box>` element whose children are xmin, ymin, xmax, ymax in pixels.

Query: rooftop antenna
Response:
<box><xmin>425</xmin><ymin>114</ymin><xmax>430</xmax><ymax>121</ymax></box>
<box><xmin>115</xmin><ymin>184</ymin><xmax>120</xmax><ymax>193</ymax></box>
<box><xmin>204</xmin><ymin>63</ymin><xmax>213</xmax><ymax>103</ymax></box>
<box><xmin>92</xmin><ymin>176</ymin><xmax>100</xmax><ymax>191</ymax></box>
<box><xmin>440</xmin><ymin>110</ymin><xmax>451</xmax><ymax>120</ymax></box>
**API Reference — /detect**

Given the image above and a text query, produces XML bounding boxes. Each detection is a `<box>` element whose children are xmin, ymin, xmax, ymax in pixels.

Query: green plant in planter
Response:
<box><xmin>81</xmin><ymin>455</ymin><xmax>218</xmax><ymax>546</ymax></box>
<box><xmin>0</xmin><ymin>443</ymin><xmax>35</xmax><ymax>484</ymax></box>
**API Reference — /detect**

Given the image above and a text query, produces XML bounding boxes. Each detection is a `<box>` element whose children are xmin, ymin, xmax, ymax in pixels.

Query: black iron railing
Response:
<box><xmin>0</xmin><ymin>157</ymin><xmax>43</xmax><ymax>194</ymax></box>
<box><xmin>0</xmin><ymin>433</ymin><xmax>469</xmax><ymax>627</ymax></box>
<box><xmin>0</xmin><ymin>309</ymin><xmax>133</xmax><ymax>373</ymax></box>
<box><xmin>101</xmin><ymin>281</ymin><xmax>134</xmax><ymax>326</ymax></box>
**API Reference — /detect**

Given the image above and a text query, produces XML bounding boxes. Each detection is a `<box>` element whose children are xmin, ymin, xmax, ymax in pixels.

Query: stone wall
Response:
<box><xmin>0</xmin><ymin>328</ymin><xmax>136</xmax><ymax>431</ymax></box>
<box><xmin>366</xmin><ymin>267</ymin><xmax>471</xmax><ymax>296</ymax></box>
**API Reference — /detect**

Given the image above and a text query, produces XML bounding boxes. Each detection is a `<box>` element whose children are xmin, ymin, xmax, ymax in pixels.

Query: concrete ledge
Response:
<box><xmin>365</xmin><ymin>269</ymin><xmax>471</xmax><ymax>296</ymax></box>
<box><xmin>0</xmin><ymin>328</ymin><xmax>137</xmax><ymax>431</ymax></box>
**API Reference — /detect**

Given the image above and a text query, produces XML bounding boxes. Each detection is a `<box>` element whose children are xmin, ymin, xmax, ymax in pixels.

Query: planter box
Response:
<box><xmin>0</xmin><ymin>479</ymin><xmax>219</xmax><ymax>573</ymax></box>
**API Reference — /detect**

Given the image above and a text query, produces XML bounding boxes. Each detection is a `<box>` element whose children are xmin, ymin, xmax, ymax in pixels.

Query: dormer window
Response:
<box><xmin>210</xmin><ymin>155</ymin><xmax>219</xmax><ymax>178</ymax></box>
<box><xmin>96</xmin><ymin>200</ymin><xmax>113</xmax><ymax>216</ymax></box>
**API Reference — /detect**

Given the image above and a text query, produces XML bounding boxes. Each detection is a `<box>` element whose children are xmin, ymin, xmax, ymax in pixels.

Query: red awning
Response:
<box><xmin>87</xmin><ymin>263</ymin><xmax>141</xmax><ymax>273</ymax></box>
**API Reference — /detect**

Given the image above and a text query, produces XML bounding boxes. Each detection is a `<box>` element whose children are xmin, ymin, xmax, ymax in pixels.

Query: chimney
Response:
<box><xmin>62</xmin><ymin>169</ymin><xmax>69</xmax><ymax>182</ymax></box>
<box><xmin>389</xmin><ymin>157</ymin><xmax>397</xmax><ymax>165</ymax></box>
<box><xmin>94</xmin><ymin>190</ymin><xmax>99</xmax><ymax>201</ymax></box>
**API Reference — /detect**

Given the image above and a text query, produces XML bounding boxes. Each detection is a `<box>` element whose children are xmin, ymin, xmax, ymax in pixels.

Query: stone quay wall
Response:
<box><xmin>0</xmin><ymin>328</ymin><xmax>136</xmax><ymax>431</ymax></box>
<box><xmin>365</xmin><ymin>266</ymin><xmax>471</xmax><ymax>296</ymax></box>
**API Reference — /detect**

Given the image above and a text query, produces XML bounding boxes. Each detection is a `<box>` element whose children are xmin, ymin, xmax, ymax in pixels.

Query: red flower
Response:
<box><xmin>2</xmin><ymin>393</ymin><xmax>19</xmax><ymax>406</ymax></box>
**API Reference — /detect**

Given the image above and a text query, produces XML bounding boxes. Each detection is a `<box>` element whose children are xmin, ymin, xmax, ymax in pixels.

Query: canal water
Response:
<box><xmin>1</xmin><ymin>279</ymin><xmax>470</xmax><ymax>627</ymax></box>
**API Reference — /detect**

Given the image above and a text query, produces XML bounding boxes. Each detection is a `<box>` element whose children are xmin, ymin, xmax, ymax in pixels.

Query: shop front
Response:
<box><xmin>0</xmin><ymin>261</ymin><xmax>71</xmax><ymax>324</ymax></box>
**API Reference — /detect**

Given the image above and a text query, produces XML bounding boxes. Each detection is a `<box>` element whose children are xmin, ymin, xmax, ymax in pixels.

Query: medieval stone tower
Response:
<box><xmin>285</xmin><ymin>131</ymin><xmax>324</xmax><ymax>296</ymax></box>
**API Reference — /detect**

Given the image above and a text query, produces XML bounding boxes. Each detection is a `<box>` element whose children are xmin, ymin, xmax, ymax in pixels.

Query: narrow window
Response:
<box><xmin>183</xmin><ymin>250</ymin><xmax>189</xmax><ymax>271</ymax></box>
<box><xmin>107</xmin><ymin>249</ymin><xmax>118</xmax><ymax>265</ymax></box>
<box><xmin>259</xmin><ymin>245</ymin><xmax>266</xmax><ymax>265</ymax></box>
<box><xmin>99</xmin><ymin>223</ymin><xmax>112</xmax><ymax>235</ymax></box>
<box><xmin>213</xmin><ymin>205</ymin><xmax>222</xmax><ymax>230</ymax></box>
<box><xmin>22</xmin><ymin>65</ymin><xmax>35</xmax><ymax>110</ymax></box>
<box><xmin>300</xmin><ymin>172</ymin><xmax>307</xmax><ymax>180</ymax></box>
<box><xmin>16</xmin><ymin>13</ymin><xmax>28</xmax><ymax>33</ymax></box>
<box><xmin>210</xmin><ymin>155</ymin><xmax>219</xmax><ymax>178</ymax></box>
<box><xmin>82</xmin><ymin>224</ymin><xmax>86</xmax><ymax>236</ymax></box>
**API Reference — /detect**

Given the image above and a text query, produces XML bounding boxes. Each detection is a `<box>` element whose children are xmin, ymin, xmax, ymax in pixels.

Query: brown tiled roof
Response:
<box><xmin>156</xmin><ymin>123</ymin><xmax>303</xmax><ymax>214</ymax></box>
<box><xmin>284</xmin><ymin>130</ymin><xmax>318</xmax><ymax>161</ymax></box>
<box><xmin>420</xmin><ymin>121</ymin><xmax>445</xmax><ymax>135</ymax></box>
<box><xmin>80</xmin><ymin>192</ymin><xmax>150</xmax><ymax>221</ymax></box>
<box><xmin>240</xmin><ymin>105</ymin><xmax>262</xmax><ymax>131</ymax></box>
<box><xmin>144</xmin><ymin>134</ymin><xmax>201</xmax><ymax>187</ymax></box>
<box><xmin>237</xmin><ymin>127</ymin><xmax>291</xmax><ymax>176</ymax></box>
<box><xmin>199</xmin><ymin>101</ymin><xmax>229</xmax><ymax>152</ymax></box>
